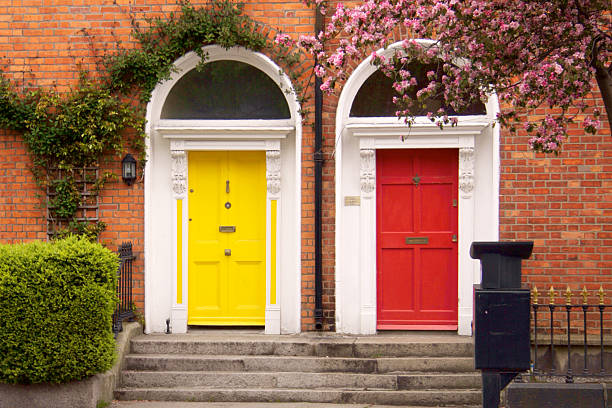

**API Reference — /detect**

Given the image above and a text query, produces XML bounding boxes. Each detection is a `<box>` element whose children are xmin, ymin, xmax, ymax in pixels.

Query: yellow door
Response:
<box><xmin>187</xmin><ymin>151</ymin><xmax>266</xmax><ymax>325</ymax></box>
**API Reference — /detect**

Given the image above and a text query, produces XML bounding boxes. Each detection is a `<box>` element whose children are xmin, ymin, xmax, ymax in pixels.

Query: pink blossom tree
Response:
<box><xmin>276</xmin><ymin>0</ymin><xmax>611</xmax><ymax>154</ymax></box>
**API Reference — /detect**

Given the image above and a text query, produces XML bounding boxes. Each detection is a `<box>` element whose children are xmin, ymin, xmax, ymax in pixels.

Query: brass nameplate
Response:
<box><xmin>405</xmin><ymin>237</ymin><xmax>428</xmax><ymax>245</ymax></box>
<box><xmin>219</xmin><ymin>226</ymin><xmax>236</xmax><ymax>233</ymax></box>
<box><xmin>344</xmin><ymin>196</ymin><xmax>361</xmax><ymax>206</ymax></box>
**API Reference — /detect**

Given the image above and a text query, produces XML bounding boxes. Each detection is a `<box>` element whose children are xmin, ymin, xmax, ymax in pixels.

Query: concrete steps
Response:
<box><xmin>128</xmin><ymin>336</ymin><xmax>474</xmax><ymax>358</ymax></box>
<box><xmin>115</xmin><ymin>333</ymin><xmax>482</xmax><ymax>406</ymax></box>
<box><xmin>124</xmin><ymin>354</ymin><xmax>475</xmax><ymax>373</ymax></box>
<box><xmin>121</xmin><ymin>370</ymin><xmax>480</xmax><ymax>390</ymax></box>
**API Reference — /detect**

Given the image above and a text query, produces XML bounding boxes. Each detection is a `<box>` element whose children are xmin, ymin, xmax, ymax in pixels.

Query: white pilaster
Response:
<box><xmin>359</xmin><ymin>148</ymin><xmax>377</xmax><ymax>334</ymax></box>
<box><xmin>170</xmin><ymin>147</ymin><xmax>188</xmax><ymax>333</ymax></box>
<box><xmin>458</xmin><ymin>146</ymin><xmax>475</xmax><ymax>335</ymax></box>
<box><xmin>265</xmin><ymin>144</ymin><xmax>281</xmax><ymax>334</ymax></box>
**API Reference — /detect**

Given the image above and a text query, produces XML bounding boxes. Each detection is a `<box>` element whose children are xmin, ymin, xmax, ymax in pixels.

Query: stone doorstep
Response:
<box><xmin>505</xmin><ymin>382</ymin><xmax>611</xmax><ymax>408</ymax></box>
<box><xmin>0</xmin><ymin>322</ymin><xmax>142</xmax><ymax>408</ymax></box>
<box><xmin>129</xmin><ymin>331</ymin><xmax>474</xmax><ymax>359</ymax></box>
<box><xmin>139</xmin><ymin>329</ymin><xmax>474</xmax><ymax>343</ymax></box>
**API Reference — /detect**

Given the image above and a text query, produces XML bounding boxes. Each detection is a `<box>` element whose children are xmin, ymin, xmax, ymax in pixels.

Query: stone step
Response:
<box><xmin>114</xmin><ymin>387</ymin><xmax>482</xmax><ymax>406</ymax></box>
<box><xmin>396</xmin><ymin>373</ymin><xmax>481</xmax><ymax>390</ymax></box>
<box><xmin>125</xmin><ymin>354</ymin><xmax>476</xmax><ymax>373</ymax></box>
<box><xmin>121</xmin><ymin>370</ymin><xmax>480</xmax><ymax>390</ymax></box>
<box><xmin>110</xmin><ymin>402</ymin><xmax>480</xmax><ymax>408</ymax></box>
<box><xmin>130</xmin><ymin>335</ymin><xmax>474</xmax><ymax>358</ymax></box>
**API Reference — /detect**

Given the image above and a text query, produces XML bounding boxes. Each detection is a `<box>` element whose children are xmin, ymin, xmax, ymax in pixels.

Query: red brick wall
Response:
<box><xmin>0</xmin><ymin>131</ymin><xmax>46</xmax><ymax>242</ymax></box>
<box><xmin>0</xmin><ymin>0</ymin><xmax>609</xmax><ymax>332</ymax></box>
<box><xmin>500</xmin><ymin>92</ymin><xmax>611</xmax><ymax>332</ymax></box>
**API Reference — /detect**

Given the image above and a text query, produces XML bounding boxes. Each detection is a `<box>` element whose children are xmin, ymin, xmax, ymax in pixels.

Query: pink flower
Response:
<box><xmin>303</xmin><ymin>0</ymin><xmax>606</xmax><ymax>154</ymax></box>
<box><xmin>274</xmin><ymin>33</ymin><xmax>293</xmax><ymax>47</ymax></box>
<box><xmin>314</xmin><ymin>65</ymin><xmax>325</xmax><ymax>77</ymax></box>
<box><xmin>583</xmin><ymin>117</ymin><xmax>601</xmax><ymax>134</ymax></box>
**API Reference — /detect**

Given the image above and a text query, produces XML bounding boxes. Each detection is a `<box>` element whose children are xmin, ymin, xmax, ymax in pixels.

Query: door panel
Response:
<box><xmin>420</xmin><ymin>248</ymin><xmax>454</xmax><ymax>311</ymax></box>
<box><xmin>376</xmin><ymin>149</ymin><xmax>458</xmax><ymax>329</ymax></box>
<box><xmin>188</xmin><ymin>151</ymin><xmax>266</xmax><ymax>326</ymax></box>
<box><xmin>380</xmin><ymin>248</ymin><xmax>415</xmax><ymax>311</ymax></box>
<box><xmin>420</xmin><ymin>184</ymin><xmax>452</xmax><ymax>231</ymax></box>
<box><xmin>380</xmin><ymin>184</ymin><xmax>414</xmax><ymax>232</ymax></box>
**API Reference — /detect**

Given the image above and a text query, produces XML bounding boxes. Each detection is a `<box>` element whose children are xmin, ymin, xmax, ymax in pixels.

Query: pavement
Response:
<box><xmin>110</xmin><ymin>403</ymin><xmax>421</xmax><ymax>408</ymax></box>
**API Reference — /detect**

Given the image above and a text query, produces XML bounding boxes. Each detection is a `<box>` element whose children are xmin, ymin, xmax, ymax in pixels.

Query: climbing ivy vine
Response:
<box><xmin>0</xmin><ymin>0</ymin><xmax>308</xmax><ymax>239</ymax></box>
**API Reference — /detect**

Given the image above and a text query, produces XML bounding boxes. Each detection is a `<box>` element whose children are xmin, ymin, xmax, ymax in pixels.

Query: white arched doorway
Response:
<box><xmin>335</xmin><ymin>41</ymin><xmax>500</xmax><ymax>335</ymax></box>
<box><xmin>144</xmin><ymin>46</ymin><xmax>302</xmax><ymax>334</ymax></box>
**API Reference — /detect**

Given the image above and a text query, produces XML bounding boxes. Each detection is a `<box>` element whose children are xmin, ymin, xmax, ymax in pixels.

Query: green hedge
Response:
<box><xmin>0</xmin><ymin>236</ymin><xmax>118</xmax><ymax>384</ymax></box>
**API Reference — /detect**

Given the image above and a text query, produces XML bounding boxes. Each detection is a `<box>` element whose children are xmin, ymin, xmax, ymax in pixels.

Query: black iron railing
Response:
<box><xmin>531</xmin><ymin>285</ymin><xmax>611</xmax><ymax>383</ymax></box>
<box><xmin>113</xmin><ymin>242</ymin><xmax>136</xmax><ymax>336</ymax></box>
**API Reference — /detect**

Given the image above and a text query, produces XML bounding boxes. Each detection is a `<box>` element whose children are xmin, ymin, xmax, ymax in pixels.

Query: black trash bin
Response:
<box><xmin>471</xmin><ymin>241</ymin><xmax>534</xmax><ymax>408</ymax></box>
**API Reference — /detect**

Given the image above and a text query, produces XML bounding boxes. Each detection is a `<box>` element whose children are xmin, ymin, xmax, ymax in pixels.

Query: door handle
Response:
<box><xmin>224</xmin><ymin>249</ymin><xmax>231</xmax><ymax>256</ymax></box>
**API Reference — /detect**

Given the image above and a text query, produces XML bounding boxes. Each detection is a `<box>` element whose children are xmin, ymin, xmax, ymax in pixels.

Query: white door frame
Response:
<box><xmin>334</xmin><ymin>41</ymin><xmax>500</xmax><ymax>335</ymax></box>
<box><xmin>144</xmin><ymin>46</ymin><xmax>302</xmax><ymax>334</ymax></box>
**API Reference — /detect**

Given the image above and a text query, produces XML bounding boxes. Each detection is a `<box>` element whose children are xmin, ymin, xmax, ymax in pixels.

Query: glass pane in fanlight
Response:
<box><xmin>161</xmin><ymin>60</ymin><xmax>291</xmax><ymax>119</ymax></box>
<box><xmin>350</xmin><ymin>63</ymin><xmax>486</xmax><ymax>117</ymax></box>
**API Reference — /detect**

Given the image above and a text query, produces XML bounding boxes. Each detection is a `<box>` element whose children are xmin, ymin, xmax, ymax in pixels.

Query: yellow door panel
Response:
<box><xmin>190</xmin><ymin>261</ymin><xmax>222</xmax><ymax>311</ymax></box>
<box><xmin>228</xmin><ymin>260</ymin><xmax>266</xmax><ymax>320</ymax></box>
<box><xmin>187</xmin><ymin>151</ymin><xmax>266</xmax><ymax>326</ymax></box>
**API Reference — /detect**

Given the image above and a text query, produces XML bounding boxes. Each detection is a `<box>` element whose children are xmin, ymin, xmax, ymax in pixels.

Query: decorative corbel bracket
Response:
<box><xmin>266</xmin><ymin>149</ymin><xmax>281</xmax><ymax>199</ymax></box>
<box><xmin>360</xmin><ymin>149</ymin><xmax>376</xmax><ymax>196</ymax></box>
<box><xmin>171</xmin><ymin>147</ymin><xmax>187</xmax><ymax>200</ymax></box>
<box><xmin>459</xmin><ymin>147</ymin><xmax>475</xmax><ymax>198</ymax></box>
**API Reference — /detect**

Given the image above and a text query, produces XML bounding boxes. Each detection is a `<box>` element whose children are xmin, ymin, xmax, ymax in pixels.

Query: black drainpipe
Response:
<box><xmin>313</xmin><ymin>6</ymin><xmax>324</xmax><ymax>330</ymax></box>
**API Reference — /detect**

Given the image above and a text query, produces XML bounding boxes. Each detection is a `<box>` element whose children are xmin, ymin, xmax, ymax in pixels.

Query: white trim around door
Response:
<box><xmin>144</xmin><ymin>46</ymin><xmax>302</xmax><ymax>334</ymax></box>
<box><xmin>334</xmin><ymin>41</ymin><xmax>500</xmax><ymax>335</ymax></box>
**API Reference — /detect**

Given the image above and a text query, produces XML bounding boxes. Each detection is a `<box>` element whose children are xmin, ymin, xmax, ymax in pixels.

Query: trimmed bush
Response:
<box><xmin>0</xmin><ymin>236</ymin><xmax>118</xmax><ymax>384</ymax></box>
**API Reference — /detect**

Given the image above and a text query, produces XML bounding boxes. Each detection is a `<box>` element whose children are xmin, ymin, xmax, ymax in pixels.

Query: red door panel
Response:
<box><xmin>376</xmin><ymin>149</ymin><xmax>458</xmax><ymax>330</ymax></box>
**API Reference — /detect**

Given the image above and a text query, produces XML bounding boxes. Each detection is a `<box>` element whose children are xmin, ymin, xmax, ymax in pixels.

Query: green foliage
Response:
<box><xmin>0</xmin><ymin>77</ymin><xmax>33</xmax><ymax>132</ymax></box>
<box><xmin>104</xmin><ymin>0</ymin><xmax>269</xmax><ymax>103</ymax></box>
<box><xmin>49</xmin><ymin>178</ymin><xmax>82</xmax><ymax>219</ymax></box>
<box><xmin>55</xmin><ymin>221</ymin><xmax>107</xmax><ymax>242</ymax></box>
<box><xmin>0</xmin><ymin>236</ymin><xmax>119</xmax><ymax>384</ymax></box>
<box><xmin>23</xmin><ymin>78</ymin><xmax>143</xmax><ymax>169</ymax></box>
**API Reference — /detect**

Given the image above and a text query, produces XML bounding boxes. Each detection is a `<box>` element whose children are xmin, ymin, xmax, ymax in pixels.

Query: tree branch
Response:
<box><xmin>591</xmin><ymin>35</ymin><xmax>612</xmax><ymax>132</ymax></box>
<box><xmin>595</xmin><ymin>62</ymin><xmax>612</xmax><ymax>132</ymax></box>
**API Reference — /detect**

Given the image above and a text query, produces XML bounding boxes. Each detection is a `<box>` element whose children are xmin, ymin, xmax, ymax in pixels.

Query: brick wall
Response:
<box><xmin>0</xmin><ymin>0</ymin><xmax>609</xmax><ymax>332</ymax></box>
<box><xmin>0</xmin><ymin>131</ymin><xmax>46</xmax><ymax>242</ymax></box>
<box><xmin>500</xmin><ymin>93</ymin><xmax>611</xmax><ymax>331</ymax></box>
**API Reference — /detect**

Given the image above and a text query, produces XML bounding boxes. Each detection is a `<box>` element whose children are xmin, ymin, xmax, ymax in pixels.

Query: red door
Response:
<box><xmin>376</xmin><ymin>149</ymin><xmax>458</xmax><ymax>330</ymax></box>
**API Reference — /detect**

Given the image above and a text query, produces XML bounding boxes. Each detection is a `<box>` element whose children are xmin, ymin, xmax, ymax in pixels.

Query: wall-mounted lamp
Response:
<box><xmin>122</xmin><ymin>154</ymin><xmax>137</xmax><ymax>186</ymax></box>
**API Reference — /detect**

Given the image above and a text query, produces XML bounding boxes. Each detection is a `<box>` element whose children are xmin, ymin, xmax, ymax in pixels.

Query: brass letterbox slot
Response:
<box><xmin>219</xmin><ymin>226</ymin><xmax>236</xmax><ymax>233</ymax></box>
<box><xmin>405</xmin><ymin>237</ymin><xmax>429</xmax><ymax>245</ymax></box>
